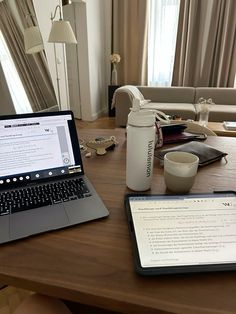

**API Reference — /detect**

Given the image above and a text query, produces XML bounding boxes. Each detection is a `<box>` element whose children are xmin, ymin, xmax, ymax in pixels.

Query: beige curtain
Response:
<box><xmin>172</xmin><ymin>0</ymin><xmax>236</xmax><ymax>87</ymax></box>
<box><xmin>112</xmin><ymin>0</ymin><xmax>149</xmax><ymax>85</ymax></box>
<box><xmin>0</xmin><ymin>62</ymin><xmax>16</xmax><ymax>114</ymax></box>
<box><xmin>0</xmin><ymin>0</ymin><xmax>57</xmax><ymax>112</ymax></box>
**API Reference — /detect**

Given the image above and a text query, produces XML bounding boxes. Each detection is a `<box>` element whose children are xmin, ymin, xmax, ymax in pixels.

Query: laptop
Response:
<box><xmin>0</xmin><ymin>110</ymin><xmax>109</xmax><ymax>244</ymax></box>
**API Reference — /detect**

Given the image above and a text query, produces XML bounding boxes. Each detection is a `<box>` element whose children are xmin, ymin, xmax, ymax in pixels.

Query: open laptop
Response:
<box><xmin>0</xmin><ymin>110</ymin><xmax>109</xmax><ymax>244</ymax></box>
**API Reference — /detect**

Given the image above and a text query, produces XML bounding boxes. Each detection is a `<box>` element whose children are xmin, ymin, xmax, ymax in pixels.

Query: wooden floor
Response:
<box><xmin>0</xmin><ymin>115</ymin><xmax>115</xmax><ymax>314</ymax></box>
<box><xmin>75</xmin><ymin>116</ymin><xmax>116</xmax><ymax>129</ymax></box>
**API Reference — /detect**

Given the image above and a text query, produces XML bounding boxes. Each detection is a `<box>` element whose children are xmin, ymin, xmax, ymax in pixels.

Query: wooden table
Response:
<box><xmin>207</xmin><ymin>122</ymin><xmax>236</xmax><ymax>137</ymax></box>
<box><xmin>1</xmin><ymin>129</ymin><xmax>236</xmax><ymax>314</ymax></box>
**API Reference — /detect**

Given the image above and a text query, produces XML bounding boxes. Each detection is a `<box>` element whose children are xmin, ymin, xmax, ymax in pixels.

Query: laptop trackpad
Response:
<box><xmin>10</xmin><ymin>205</ymin><xmax>69</xmax><ymax>240</ymax></box>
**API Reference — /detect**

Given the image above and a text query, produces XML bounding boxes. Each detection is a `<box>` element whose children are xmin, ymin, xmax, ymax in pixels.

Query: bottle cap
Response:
<box><xmin>128</xmin><ymin>110</ymin><xmax>156</xmax><ymax>127</ymax></box>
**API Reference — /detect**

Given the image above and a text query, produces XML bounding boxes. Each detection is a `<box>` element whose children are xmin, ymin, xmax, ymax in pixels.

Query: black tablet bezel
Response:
<box><xmin>125</xmin><ymin>192</ymin><xmax>236</xmax><ymax>276</ymax></box>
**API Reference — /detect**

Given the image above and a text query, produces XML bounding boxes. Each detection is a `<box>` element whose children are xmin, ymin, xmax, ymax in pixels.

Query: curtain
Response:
<box><xmin>172</xmin><ymin>0</ymin><xmax>236</xmax><ymax>87</ymax></box>
<box><xmin>148</xmin><ymin>0</ymin><xmax>180</xmax><ymax>86</ymax></box>
<box><xmin>0</xmin><ymin>59</ymin><xmax>16</xmax><ymax>114</ymax></box>
<box><xmin>0</xmin><ymin>0</ymin><xmax>57</xmax><ymax>112</ymax></box>
<box><xmin>112</xmin><ymin>0</ymin><xmax>149</xmax><ymax>85</ymax></box>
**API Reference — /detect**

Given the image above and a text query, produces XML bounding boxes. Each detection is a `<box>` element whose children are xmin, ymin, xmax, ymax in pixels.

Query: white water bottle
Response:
<box><xmin>126</xmin><ymin>99</ymin><xmax>156</xmax><ymax>191</ymax></box>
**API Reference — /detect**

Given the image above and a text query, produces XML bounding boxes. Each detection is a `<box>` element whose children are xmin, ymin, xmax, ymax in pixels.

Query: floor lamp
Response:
<box><xmin>48</xmin><ymin>5</ymin><xmax>77</xmax><ymax>110</ymax></box>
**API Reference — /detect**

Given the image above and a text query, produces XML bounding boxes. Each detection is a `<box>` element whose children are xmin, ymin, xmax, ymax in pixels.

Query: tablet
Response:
<box><xmin>125</xmin><ymin>192</ymin><xmax>236</xmax><ymax>275</ymax></box>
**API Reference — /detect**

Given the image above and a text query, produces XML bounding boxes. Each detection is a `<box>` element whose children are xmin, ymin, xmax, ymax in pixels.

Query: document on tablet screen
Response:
<box><xmin>129</xmin><ymin>195</ymin><xmax>236</xmax><ymax>268</ymax></box>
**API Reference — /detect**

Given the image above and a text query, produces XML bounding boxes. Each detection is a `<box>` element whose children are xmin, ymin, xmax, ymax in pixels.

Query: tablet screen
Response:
<box><xmin>127</xmin><ymin>193</ymin><xmax>236</xmax><ymax>273</ymax></box>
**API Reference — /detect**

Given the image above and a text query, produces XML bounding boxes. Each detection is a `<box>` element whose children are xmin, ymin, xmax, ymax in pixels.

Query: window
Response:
<box><xmin>148</xmin><ymin>0</ymin><xmax>180</xmax><ymax>86</ymax></box>
<box><xmin>0</xmin><ymin>30</ymin><xmax>32</xmax><ymax>113</ymax></box>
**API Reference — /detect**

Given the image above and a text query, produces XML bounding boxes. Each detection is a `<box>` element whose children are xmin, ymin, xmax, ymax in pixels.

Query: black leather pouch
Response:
<box><xmin>155</xmin><ymin>141</ymin><xmax>228</xmax><ymax>166</ymax></box>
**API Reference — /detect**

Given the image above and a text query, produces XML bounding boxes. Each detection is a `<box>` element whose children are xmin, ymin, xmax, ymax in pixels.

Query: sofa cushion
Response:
<box><xmin>139</xmin><ymin>86</ymin><xmax>195</xmax><ymax>103</ymax></box>
<box><xmin>114</xmin><ymin>85</ymin><xmax>236</xmax><ymax>127</ymax></box>
<box><xmin>195</xmin><ymin>104</ymin><xmax>236</xmax><ymax>122</ymax></box>
<box><xmin>195</xmin><ymin>88</ymin><xmax>236</xmax><ymax>105</ymax></box>
<box><xmin>142</xmin><ymin>102</ymin><xmax>197</xmax><ymax>120</ymax></box>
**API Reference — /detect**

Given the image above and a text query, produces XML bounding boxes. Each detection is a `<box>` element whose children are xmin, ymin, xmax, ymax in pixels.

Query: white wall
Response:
<box><xmin>63</xmin><ymin>3</ymin><xmax>82</xmax><ymax>119</ymax></box>
<box><xmin>75</xmin><ymin>2</ymin><xmax>91</xmax><ymax>120</ymax></box>
<box><xmin>84</xmin><ymin>0</ymin><xmax>112</xmax><ymax>120</ymax></box>
<box><xmin>69</xmin><ymin>0</ymin><xmax>112</xmax><ymax>121</ymax></box>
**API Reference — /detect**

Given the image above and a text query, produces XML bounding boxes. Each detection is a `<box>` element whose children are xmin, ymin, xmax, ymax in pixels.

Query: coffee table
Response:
<box><xmin>170</xmin><ymin>120</ymin><xmax>236</xmax><ymax>137</ymax></box>
<box><xmin>207</xmin><ymin>122</ymin><xmax>236</xmax><ymax>137</ymax></box>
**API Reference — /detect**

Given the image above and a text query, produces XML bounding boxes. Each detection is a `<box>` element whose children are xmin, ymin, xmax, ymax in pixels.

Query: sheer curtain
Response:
<box><xmin>148</xmin><ymin>0</ymin><xmax>180</xmax><ymax>86</ymax></box>
<box><xmin>0</xmin><ymin>31</ymin><xmax>32</xmax><ymax>113</ymax></box>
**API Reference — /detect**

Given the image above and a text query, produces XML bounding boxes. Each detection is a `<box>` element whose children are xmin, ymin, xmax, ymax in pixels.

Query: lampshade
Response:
<box><xmin>24</xmin><ymin>26</ymin><xmax>44</xmax><ymax>54</ymax></box>
<box><xmin>48</xmin><ymin>20</ymin><xmax>77</xmax><ymax>44</ymax></box>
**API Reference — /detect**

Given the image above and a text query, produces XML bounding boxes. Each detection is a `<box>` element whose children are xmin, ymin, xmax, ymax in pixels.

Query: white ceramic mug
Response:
<box><xmin>164</xmin><ymin>151</ymin><xmax>199</xmax><ymax>193</ymax></box>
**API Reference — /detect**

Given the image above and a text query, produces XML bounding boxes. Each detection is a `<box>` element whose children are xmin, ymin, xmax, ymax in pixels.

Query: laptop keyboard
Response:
<box><xmin>0</xmin><ymin>178</ymin><xmax>92</xmax><ymax>216</ymax></box>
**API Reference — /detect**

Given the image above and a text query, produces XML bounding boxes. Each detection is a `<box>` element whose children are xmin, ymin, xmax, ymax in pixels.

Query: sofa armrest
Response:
<box><xmin>114</xmin><ymin>92</ymin><xmax>132</xmax><ymax>127</ymax></box>
<box><xmin>113</xmin><ymin>85</ymin><xmax>145</xmax><ymax>127</ymax></box>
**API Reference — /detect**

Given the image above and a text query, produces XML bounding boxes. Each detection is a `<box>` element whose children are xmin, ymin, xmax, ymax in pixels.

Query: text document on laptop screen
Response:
<box><xmin>0</xmin><ymin>114</ymin><xmax>77</xmax><ymax>181</ymax></box>
<box><xmin>129</xmin><ymin>194</ymin><xmax>236</xmax><ymax>269</ymax></box>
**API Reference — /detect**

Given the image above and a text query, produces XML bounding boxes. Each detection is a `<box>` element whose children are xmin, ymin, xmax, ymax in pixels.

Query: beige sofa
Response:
<box><xmin>113</xmin><ymin>86</ymin><xmax>236</xmax><ymax>127</ymax></box>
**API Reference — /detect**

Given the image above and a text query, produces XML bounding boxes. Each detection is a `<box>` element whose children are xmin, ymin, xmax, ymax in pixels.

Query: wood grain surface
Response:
<box><xmin>0</xmin><ymin>129</ymin><xmax>236</xmax><ymax>314</ymax></box>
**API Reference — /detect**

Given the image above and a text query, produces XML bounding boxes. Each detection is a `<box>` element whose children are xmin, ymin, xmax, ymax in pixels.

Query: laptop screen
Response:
<box><xmin>0</xmin><ymin>111</ymin><xmax>83</xmax><ymax>189</ymax></box>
